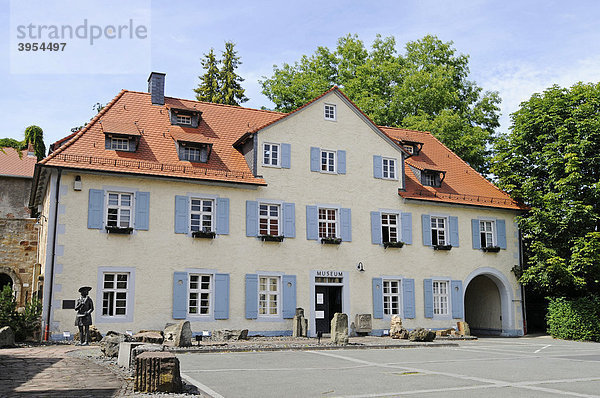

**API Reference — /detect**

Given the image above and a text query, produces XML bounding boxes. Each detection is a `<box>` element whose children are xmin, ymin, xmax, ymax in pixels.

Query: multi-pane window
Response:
<box><xmin>321</xmin><ymin>150</ymin><xmax>336</xmax><ymax>173</ymax></box>
<box><xmin>177</xmin><ymin>114</ymin><xmax>192</xmax><ymax>125</ymax></box>
<box><xmin>258</xmin><ymin>276</ymin><xmax>279</xmax><ymax>316</ymax></box>
<box><xmin>433</xmin><ymin>281</ymin><xmax>449</xmax><ymax>315</ymax></box>
<box><xmin>324</xmin><ymin>104</ymin><xmax>336</xmax><ymax>120</ymax></box>
<box><xmin>431</xmin><ymin>216</ymin><xmax>447</xmax><ymax>246</ymax></box>
<box><xmin>259</xmin><ymin>204</ymin><xmax>280</xmax><ymax>236</ymax></box>
<box><xmin>263</xmin><ymin>143</ymin><xmax>280</xmax><ymax>166</ymax></box>
<box><xmin>190</xmin><ymin>199</ymin><xmax>214</xmax><ymax>232</ymax></box>
<box><xmin>106</xmin><ymin>192</ymin><xmax>132</xmax><ymax>228</ymax></box>
<box><xmin>181</xmin><ymin>147</ymin><xmax>200</xmax><ymax>162</ymax></box>
<box><xmin>383</xmin><ymin>280</ymin><xmax>401</xmax><ymax>315</ymax></box>
<box><xmin>110</xmin><ymin>137</ymin><xmax>129</xmax><ymax>151</ymax></box>
<box><xmin>423</xmin><ymin>172</ymin><xmax>438</xmax><ymax>187</ymax></box>
<box><xmin>189</xmin><ymin>274</ymin><xmax>211</xmax><ymax>315</ymax></box>
<box><xmin>318</xmin><ymin>208</ymin><xmax>338</xmax><ymax>238</ymax></box>
<box><xmin>381</xmin><ymin>213</ymin><xmax>399</xmax><ymax>243</ymax></box>
<box><xmin>480</xmin><ymin>220</ymin><xmax>495</xmax><ymax>248</ymax></box>
<box><xmin>102</xmin><ymin>273</ymin><xmax>128</xmax><ymax>316</ymax></box>
<box><xmin>403</xmin><ymin>145</ymin><xmax>414</xmax><ymax>154</ymax></box>
<box><xmin>382</xmin><ymin>158</ymin><xmax>396</xmax><ymax>179</ymax></box>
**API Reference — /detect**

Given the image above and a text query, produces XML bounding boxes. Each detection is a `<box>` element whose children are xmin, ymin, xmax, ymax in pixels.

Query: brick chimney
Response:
<box><xmin>147</xmin><ymin>72</ymin><xmax>166</xmax><ymax>105</ymax></box>
<box><xmin>27</xmin><ymin>141</ymin><xmax>36</xmax><ymax>157</ymax></box>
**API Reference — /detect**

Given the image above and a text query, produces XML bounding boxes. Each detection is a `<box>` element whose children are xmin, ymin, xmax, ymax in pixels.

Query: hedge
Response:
<box><xmin>547</xmin><ymin>296</ymin><xmax>600</xmax><ymax>342</ymax></box>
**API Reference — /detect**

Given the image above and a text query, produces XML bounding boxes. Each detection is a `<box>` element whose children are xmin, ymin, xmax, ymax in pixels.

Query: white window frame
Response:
<box><xmin>190</xmin><ymin>198</ymin><xmax>214</xmax><ymax>233</ymax></box>
<box><xmin>188</xmin><ymin>273</ymin><xmax>212</xmax><ymax>316</ymax></box>
<box><xmin>403</xmin><ymin>145</ymin><xmax>414</xmax><ymax>154</ymax></box>
<box><xmin>381</xmin><ymin>212</ymin><xmax>400</xmax><ymax>243</ymax></box>
<box><xmin>318</xmin><ymin>207</ymin><xmax>339</xmax><ymax>239</ymax></box>
<box><xmin>479</xmin><ymin>219</ymin><xmax>496</xmax><ymax>248</ymax></box>
<box><xmin>383</xmin><ymin>279</ymin><xmax>402</xmax><ymax>316</ymax></box>
<box><xmin>110</xmin><ymin>137</ymin><xmax>129</xmax><ymax>151</ymax></box>
<box><xmin>262</xmin><ymin>143</ymin><xmax>281</xmax><ymax>167</ymax></box>
<box><xmin>423</xmin><ymin>172</ymin><xmax>437</xmax><ymax>187</ymax></box>
<box><xmin>324</xmin><ymin>103</ymin><xmax>336</xmax><ymax>121</ymax></box>
<box><xmin>177</xmin><ymin>114</ymin><xmax>192</xmax><ymax>125</ymax></box>
<box><xmin>433</xmin><ymin>280</ymin><xmax>450</xmax><ymax>317</ymax></box>
<box><xmin>258</xmin><ymin>275</ymin><xmax>280</xmax><ymax>318</ymax></box>
<box><xmin>106</xmin><ymin>191</ymin><xmax>133</xmax><ymax>228</ymax></box>
<box><xmin>101</xmin><ymin>272</ymin><xmax>129</xmax><ymax>318</ymax></box>
<box><xmin>382</xmin><ymin>157</ymin><xmax>397</xmax><ymax>180</ymax></box>
<box><xmin>431</xmin><ymin>216</ymin><xmax>448</xmax><ymax>246</ymax></box>
<box><xmin>320</xmin><ymin>149</ymin><xmax>337</xmax><ymax>173</ymax></box>
<box><xmin>259</xmin><ymin>203</ymin><xmax>281</xmax><ymax>236</ymax></box>
<box><xmin>181</xmin><ymin>146</ymin><xmax>201</xmax><ymax>162</ymax></box>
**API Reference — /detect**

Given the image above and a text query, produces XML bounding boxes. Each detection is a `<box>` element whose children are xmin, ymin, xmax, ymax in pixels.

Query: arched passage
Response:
<box><xmin>0</xmin><ymin>267</ymin><xmax>21</xmax><ymax>302</ymax></box>
<box><xmin>0</xmin><ymin>273</ymin><xmax>13</xmax><ymax>291</ymax></box>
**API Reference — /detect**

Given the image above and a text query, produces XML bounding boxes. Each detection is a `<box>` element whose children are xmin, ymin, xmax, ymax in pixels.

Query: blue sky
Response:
<box><xmin>2</xmin><ymin>0</ymin><xmax>600</xmax><ymax>147</ymax></box>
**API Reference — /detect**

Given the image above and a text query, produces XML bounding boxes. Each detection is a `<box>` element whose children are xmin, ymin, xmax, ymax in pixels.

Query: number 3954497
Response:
<box><xmin>17</xmin><ymin>42</ymin><xmax>66</xmax><ymax>51</ymax></box>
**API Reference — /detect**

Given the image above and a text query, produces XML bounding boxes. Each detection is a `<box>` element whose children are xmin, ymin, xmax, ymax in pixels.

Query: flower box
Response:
<box><xmin>259</xmin><ymin>235</ymin><xmax>284</xmax><ymax>242</ymax></box>
<box><xmin>482</xmin><ymin>246</ymin><xmax>501</xmax><ymax>253</ymax></box>
<box><xmin>433</xmin><ymin>244</ymin><xmax>452</xmax><ymax>251</ymax></box>
<box><xmin>321</xmin><ymin>237</ymin><xmax>342</xmax><ymax>245</ymax></box>
<box><xmin>384</xmin><ymin>241</ymin><xmax>404</xmax><ymax>249</ymax></box>
<box><xmin>192</xmin><ymin>230</ymin><xmax>216</xmax><ymax>239</ymax></box>
<box><xmin>105</xmin><ymin>226</ymin><xmax>133</xmax><ymax>234</ymax></box>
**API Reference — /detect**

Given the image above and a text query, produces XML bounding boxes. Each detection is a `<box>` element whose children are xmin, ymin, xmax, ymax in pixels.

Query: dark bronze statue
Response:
<box><xmin>75</xmin><ymin>286</ymin><xmax>94</xmax><ymax>345</ymax></box>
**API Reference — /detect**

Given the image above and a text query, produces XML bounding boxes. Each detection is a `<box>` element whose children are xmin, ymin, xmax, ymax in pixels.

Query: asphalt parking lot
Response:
<box><xmin>177</xmin><ymin>336</ymin><xmax>600</xmax><ymax>398</ymax></box>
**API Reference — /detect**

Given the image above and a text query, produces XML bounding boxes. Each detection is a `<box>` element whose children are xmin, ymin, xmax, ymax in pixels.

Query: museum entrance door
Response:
<box><xmin>315</xmin><ymin>285</ymin><xmax>342</xmax><ymax>333</ymax></box>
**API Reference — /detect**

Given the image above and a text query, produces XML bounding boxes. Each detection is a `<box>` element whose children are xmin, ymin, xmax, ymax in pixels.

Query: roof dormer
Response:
<box><xmin>100</xmin><ymin>120</ymin><xmax>141</xmax><ymax>153</ymax></box>
<box><xmin>169</xmin><ymin>107</ymin><xmax>202</xmax><ymax>128</ymax></box>
<box><xmin>175</xmin><ymin>140</ymin><xmax>212</xmax><ymax>163</ymax></box>
<box><xmin>397</xmin><ymin>139</ymin><xmax>423</xmax><ymax>157</ymax></box>
<box><xmin>421</xmin><ymin>169</ymin><xmax>446</xmax><ymax>187</ymax></box>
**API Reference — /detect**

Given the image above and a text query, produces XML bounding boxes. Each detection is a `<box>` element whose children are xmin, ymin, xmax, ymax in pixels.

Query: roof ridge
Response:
<box><xmin>41</xmin><ymin>89</ymin><xmax>128</xmax><ymax>164</ymax></box>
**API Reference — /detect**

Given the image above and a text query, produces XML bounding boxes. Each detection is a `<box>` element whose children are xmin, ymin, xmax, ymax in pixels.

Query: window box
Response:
<box><xmin>433</xmin><ymin>244</ymin><xmax>452</xmax><ymax>251</ymax></box>
<box><xmin>259</xmin><ymin>234</ymin><xmax>284</xmax><ymax>242</ymax></box>
<box><xmin>384</xmin><ymin>241</ymin><xmax>404</xmax><ymax>249</ymax></box>
<box><xmin>105</xmin><ymin>226</ymin><xmax>133</xmax><ymax>234</ymax></box>
<box><xmin>192</xmin><ymin>230</ymin><xmax>216</xmax><ymax>239</ymax></box>
<box><xmin>482</xmin><ymin>245</ymin><xmax>501</xmax><ymax>253</ymax></box>
<box><xmin>321</xmin><ymin>237</ymin><xmax>342</xmax><ymax>245</ymax></box>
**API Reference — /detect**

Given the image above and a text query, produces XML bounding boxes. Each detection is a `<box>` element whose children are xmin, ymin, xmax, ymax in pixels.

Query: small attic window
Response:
<box><xmin>403</xmin><ymin>145</ymin><xmax>414</xmax><ymax>154</ymax></box>
<box><xmin>104</xmin><ymin>133</ymin><xmax>139</xmax><ymax>152</ymax></box>
<box><xmin>178</xmin><ymin>141</ymin><xmax>211</xmax><ymax>163</ymax></box>
<box><xmin>170</xmin><ymin>108</ymin><xmax>202</xmax><ymax>127</ymax></box>
<box><xmin>324</xmin><ymin>104</ymin><xmax>336</xmax><ymax>121</ymax></box>
<box><xmin>176</xmin><ymin>114</ymin><xmax>192</xmax><ymax>125</ymax></box>
<box><xmin>110</xmin><ymin>137</ymin><xmax>130</xmax><ymax>151</ymax></box>
<box><xmin>422</xmin><ymin>170</ymin><xmax>445</xmax><ymax>187</ymax></box>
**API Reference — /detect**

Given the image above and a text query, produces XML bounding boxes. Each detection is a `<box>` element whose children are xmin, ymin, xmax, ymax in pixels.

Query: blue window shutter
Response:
<box><xmin>424</xmin><ymin>279</ymin><xmax>433</xmax><ymax>318</ymax></box>
<box><xmin>310</xmin><ymin>147</ymin><xmax>320</xmax><ymax>172</ymax></box>
<box><xmin>173</xmin><ymin>272</ymin><xmax>188</xmax><ymax>319</ymax></box>
<box><xmin>281</xmin><ymin>143</ymin><xmax>291</xmax><ymax>169</ymax></box>
<box><xmin>87</xmin><ymin>189</ymin><xmax>104</xmax><ymax>229</ymax></box>
<box><xmin>134</xmin><ymin>191</ymin><xmax>150</xmax><ymax>231</ymax></box>
<box><xmin>246</xmin><ymin>201</ymin><xmax>258</xmax><ymax>237</ymax></box>
<box><xmin>471</xmin><ymin>219</ymin><xmax>481</xmax><ymax>249</ymax></box>
<box><xmin>370</xmin><ymin>211</ymin><xmax>382</xmax><ymax>244</ymax></box>
<box><xmin>451</xmin><ymin>280</ymin><xmax>463</xmax><ymax>319</ymax></box>
<box><xmin>402</xmin><ymin>279</ymin><xmax>415</xmax><ymax>319</ymax></box>
<box><xmin>216</xmin><ymin>197</ymin><xmax>230</xmax><ymax>235</ymax></box>
<box><xmin>340</xmin><ymin>208</ymin><xmax>352</xmax><ymax>242</ymax></box>
<box><xmin>245</xmin><ymin>274</ymin><xmax>258</xmax><ymax>319</ymax></box>
<box><xmin>174</xmin><ymin>195</ymin><xmax>189</xmax><ymax>234</ymax></box>
<box><xmin>449</xmin><ymin>216</ymin><xmax>459</xmax><ymax>247</ymax></box>
<box><xmin>372</xmin><ymin>278</ymin><xmax>383</xmax><ymax>319</ymax></box>
<box><xmin>282</xmin><ymin>275</ymin><xmax>296</xmax><ymax>319</ymax></box>
<box><xmin>422</xmin><ymin>214</ymin><xmax>432</xmax><ymax>246</ymax></box>
<box><xmin>496</xmin><ymin>219</ymin><xmax>507</xmax><ymax>249</ymax></box>
<box><xmin>306</xmin><ymin>205</ymin><xmax>318</xmax><ymax>240</ymax></box>
<box><xmin>373</xmin><ymin>155</ymin><xmax>382</xmax><ymax>178</ymax></box>
<box><xmin>337</xmin><ymin>150</ymin><xmax>346</xmax><ymax>174</ymax></box>
<box><xmin>214</xmin><ymin>273</ymin><xmax>230</xmax><ymax>319</ymax></box>
<box><xmin>283</xmin><ymin>202</ymin><xmax>296</xmax><ymax>238</ymax></box>
<box><xmin>401</xmin><ymin>212</ymin><xmax>412</xmax><ymax>244</ymax></box>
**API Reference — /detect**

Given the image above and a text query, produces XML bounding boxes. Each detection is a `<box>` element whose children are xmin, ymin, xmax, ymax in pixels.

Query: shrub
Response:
<box><xmin>0</xmin><ymin>285</ymin><xmax>42</xmax><ymax>341</ymax></box>
<box><xmin>547</xmin><ymin>296</ymin><xmax>600</xmax><ymax>342</ymax></box>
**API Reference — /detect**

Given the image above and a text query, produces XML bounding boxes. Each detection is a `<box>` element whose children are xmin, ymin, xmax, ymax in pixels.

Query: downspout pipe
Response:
<box><xmin>44</xmin><ymin>168</ymin><xmax>61</xmax><ymax>341</ymax></box>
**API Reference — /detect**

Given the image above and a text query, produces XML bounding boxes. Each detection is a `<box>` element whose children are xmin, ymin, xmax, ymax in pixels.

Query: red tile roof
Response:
<box><xmin>0</xmin><ymin>148</ymin><xmax>37</xmax><ymax>178</ymax></box>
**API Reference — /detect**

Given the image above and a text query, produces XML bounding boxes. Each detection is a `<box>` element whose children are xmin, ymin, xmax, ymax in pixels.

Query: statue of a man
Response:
<box><xmin>74</xmin><ymin>286</ymin><xmax>94</xmax><ymax>345</ymax></box>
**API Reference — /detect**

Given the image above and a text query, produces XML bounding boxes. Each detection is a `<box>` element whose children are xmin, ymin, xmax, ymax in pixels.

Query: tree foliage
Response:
<box><xmin>24</xmin><ymin>125</ymin><xmax>45</xmax><ymax>160</ymax></box>
<box><xmin>492</xmin><ymin>82</ymin><xmax>600</xmax><ymax>297</ymax></box>
<box><xmin>194</xmin><ymin>42</ymin><xmax>248</xmax><ymax>106</ymax></box>
<box><xmin>0</xmin><ymin>285</ymin><xmax>42</xmax><ymax>341</ymax></box>
<box><xmin>260</xmin><ymin>34</ymin><xmax>500</xmax><ymax>174</ymax></box>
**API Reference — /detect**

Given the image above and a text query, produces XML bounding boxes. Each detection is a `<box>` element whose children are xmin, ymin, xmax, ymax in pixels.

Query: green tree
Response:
<box><xmin>260</xmin><ymin>34</ymin><xmax>500</xmax><ymax>174</ymax></box>
<box><xmin>194</xmin><ymin>49</ymin><xmax>221</xmax><ymax>103</ymax></box>
<box><xmin>0</xmin><ymin>138</ymin><xmax>25</xmax><ymax>152</ymax></box>
<box><xmin>0</xmin><ymin>285</ymin><xmax>42</xmax><ymax>341</ymax></box>
<box><xmin>24</xmin><ymin>125</ymin><xmax>45</xmax><ymax>160</ymax></box>
<box><xmin>492</xmin><ymin>82</ymin><xmax>600</xmax><ymax>297</ymax></box>
<box><xmin>219</xmin><ymin>42</ymin><xmax>248</xmax><ymax>106</ymax></box>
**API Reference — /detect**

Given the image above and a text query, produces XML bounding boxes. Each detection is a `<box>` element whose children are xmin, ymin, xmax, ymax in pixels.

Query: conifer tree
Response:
<box><xmin>194</xmin><ymin>49</ymin><xmax>221</xmax><ymax>103</ymax></box>
<box><xmin>219</xmin><ymin>42</ymin><xmax>248</xmax><ymax>105</ymax></box>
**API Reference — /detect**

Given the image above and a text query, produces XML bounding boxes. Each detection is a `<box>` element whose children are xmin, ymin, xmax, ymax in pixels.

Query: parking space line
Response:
<box><xmin>181</xmin><ymin>364</ymin><xmax>372</xmax><ymax>373</ymax></box>
<box><xmin>535</xmin><ymin>344</ymin><xmax>552</xmax><ymax>353</ymax></box>
<box><xmin>180</xmin><ymin>373</ymin><xmax>225</xmax><ymax>398</ymax></box>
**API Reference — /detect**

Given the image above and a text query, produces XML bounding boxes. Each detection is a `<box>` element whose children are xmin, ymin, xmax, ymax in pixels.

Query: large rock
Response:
<box><xmin>456</xmin><ymin>321</ymin><xmax>471</xmax><ymax>336</ymax></box>
<box><xmin>133</xmin><ymin>331</ymin><xmax>164</xmax><ymax>344</ymax></box>
<box><xmin>163</xmin><ymin>321</ymin><xmax>192</xmax><ymax>347</ymax></box>
<box><xmin>390</xmin><ymin>315</ymin><xmax>409</xmax><ymax>339</ymax></box>
<box><xmin>292</xmin><ymin>308</ymin><xmax>308</xmax><ymax>337</ymax></box>
<box><xmin>100</xmin><ymin>331</ymin><xmax>132</xmax><ymax>357</ymax></box>
<box><xmin>132</xmin><ymin>344</ymin><xmax>164</xmax><ymax>367</ymax></box>
<box><xmin>210</xmin><ymin>329</ymin><xmax>249</xmax><ymax>342</ymax></box>
<box><xmin>135</xmin><ymin>351</ymin><xmax>182</xmax><ymax>393</ymax></box>
<box><xmin>354</xmin><ymin>314</ymin><xmax>372</xmax><ymax>334</ymax></box>
<box><xmin>73</xmin><ymin>325</ymin><xmax>103</xmax><ymax>343</ymax></box>
<box><xmin>330</xmin><ymin>313</ymin><xmax>349</xmax><ymax>345</ymax></box>
<box><xmin>0</xmin><ymin>326</ymin><xmax>15</xmax><ymax>347</ymax></box>
<box><xmin>409</xmin><ymin>328</ymin><xmax>436</xmax><ymax>342</ymax></box>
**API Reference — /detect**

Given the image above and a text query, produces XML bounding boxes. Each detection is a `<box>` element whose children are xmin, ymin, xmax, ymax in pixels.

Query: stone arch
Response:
<box><xmin>0</xmin><ymin>267</ymin><xmax>22</xmax><ymax>302</ymax></box>
<box><xmin>463</xmin><ymin>267</ymin><xmax>515</xmax><ymax>336</ymax></box>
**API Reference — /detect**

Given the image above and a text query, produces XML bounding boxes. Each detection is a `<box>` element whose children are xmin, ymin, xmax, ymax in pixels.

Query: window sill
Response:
<box><xmin>105</xmin><ymin>226</ymin><xmax>133</xmax><ymax>235</ymax></box>
<box><xmin>384</xmin><ymin>241</ymin><xmax>404</xmax><ymax>249</ymax></box>
<box><xmin>192</xmin><ymin>231</ymin><xmax>216</xmax><ymax>239</ymax></box>
<box><xmin>433</xmin><ymin>244</ymin><xmax>452</xmax><ymax>251</ymax></box>
<box><xmin>262</xmin><ymin>164</ymin><xmax>282</xmax><ymax>169</ymax></box>
<box><xmin>482</xmin><ymin>246</ymin><xmax>501</xmax><ymax>253</ymax></box>
<box><xmin>321</xmin><ymin>237</ymin><xmax>342</xmax><ymax>245</ymax></box>
<box><xmin>259</xmin><ymin>235</ymin><xmax>284</xmax><ymax>242</ymax></box>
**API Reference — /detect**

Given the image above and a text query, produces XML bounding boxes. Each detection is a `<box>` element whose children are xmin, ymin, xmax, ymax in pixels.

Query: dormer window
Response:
<box><xmin>403</xmin><ymin>145</ymin><xmax>414</xmax><ymax>154</ymax></box>
<box><xmin>421</xmin><ymin>169</ymin><xmax>445</xmax><ymax>187</ymax></box>
<box><xmin>177</xmin><ymin>141</ymin><xmax>211</xmax><ymax>163</ymax></box>
<box><xmin>104</xmin><ymin>133</ymin><xmax>139</xmax><ymax>152</ymax></box>
<box><xmin>170</xmin><ymin>108</ymin><xmax>202</xmax><ymax>127</ymax></box>
<box><xmin>324</xmin><ymin>104</ymin><xmax>336</xmax><ymax>121</ymax></box>
<box><xmin>110</xmin><ymin>137</ymin><xmax>130</xmax><ymax>151</ymax></box>
<box><xmin>176</xmin><ymin>114</ymin><xmax>192</xmax><ymax>125</ymax></box>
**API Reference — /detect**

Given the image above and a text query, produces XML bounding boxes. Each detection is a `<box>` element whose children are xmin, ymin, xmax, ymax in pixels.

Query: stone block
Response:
<box><xmin>117</xmin><ymin>342</ymin><xmax>144</xmax><ymax>368</ymax></box>
<box><xmin>133</xmin><ymin>331</ymin><xmax>164</xmax><ymax>344</ymax></box>
<box><xmin>292</xmin><ymin>307</ymin><xmax>308</xmax><ymax>337</ymax></box>
<box><xmin>409</xmin><ymin>328</ymin><xmax>436</xmax><ymax>342</ymax></box>
<box><xmin>100</xmin><ymin>331</ymin><xmax>132</xmax><ymax>357</ymax></box>
<box><xmin>163</xmin><ymin>321</ymin><xmax>192</xmax><ymax>347</ymax></box>
<box><xmin>390</xmin><ymin>315</ymin><xmax>409</xmax><ymax>339</ymax></box>
<box><xmin>330</xmin><ymin>313</ymin><xmax>349</xmax><ymax>345</ymax></box>
<box><xmin>456</xmin><ymin>321</ymin><xmax>471</xmax><ymax>336</ymax></box>
<box><xmin>0</xmin><ymin>326</ymin><xmax>15</xmax><ymax>347</ymax></box>
<box><xmin>135</xmin><ymin>351</ymin><xmax>182</xmax><ymax>393</ymax></box>
<box><xmin>210</xmin><ymin>329</ymin><xmax>249</xmax><ymax>342</ymax></box>
<box><xmin>355</xmin><ymin>314</ymin><xmax>372</xmax><ymax>333</ymax></box>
